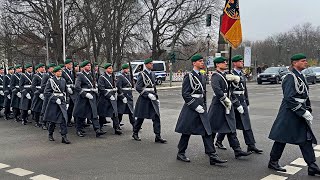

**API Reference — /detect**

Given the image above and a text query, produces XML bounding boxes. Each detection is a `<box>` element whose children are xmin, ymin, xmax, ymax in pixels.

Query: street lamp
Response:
<box><xmin>43</xmin><ymin>26</ymin><xmax>50</xmax><ymax>65</ymax></box>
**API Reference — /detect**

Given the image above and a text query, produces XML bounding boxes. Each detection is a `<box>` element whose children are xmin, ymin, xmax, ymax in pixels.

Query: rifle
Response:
<box><xmin>128</xmin><ymin>61</ymin><xmax>134</xmax><ymax>88</ymax></box>
<box><xmin>2</xmin><ymin>61</ymin><xmax>6</xmax><ymax>75</ymax></box>
<box><xmin>71</xmin><ymin>56</ymin><xmax>77</xmax><ymax>78</ymax></box>
<box><xmin>90</xmin><ymin>58</ymin><xmax>96</xmax><ymax>88</ymax></box>
<box><xmin>31</xmin><ymin>59</ymin><xmax>35</xmax><ymax>74</ymax></box>
<box><xmin>22</xmin><ymin>59</ymin><xmax>25</xmax><ymax>73</ymax></box>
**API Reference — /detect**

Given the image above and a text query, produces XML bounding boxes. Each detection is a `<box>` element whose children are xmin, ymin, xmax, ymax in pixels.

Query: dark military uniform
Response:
<box><xmin>40</xmin><ymin>72</ymin><xmax>54</xmax><ymax>127</ymax></box>
<box><xmin>116</xmin><ymin>72</ymin><xmax>135</xmax><ymax>127</ymax></box>
<box><xmin>0</xmin><ymin>74</ymin><xmax>5</xmax><ymax>111</ymax></box>
<box><xmin>269</xmin><ymin>69</ymin><xmax>317</xmax><ymax>167</ymax></box>
<box><xmin>97</xmin><ymin>72</ymin><xmax>120</xmax><ymax>131</ymax></box>
<box><xmin>31</xmin><ymin>73</ymin><xmax>44</xmax><ymax>126</ymax></box>
<box><xmin>19</xmin><ymin>72</ymin><xmax>33</xmax><ymax>124</ymax></box>
<box><xmin>10</xmin><ymin>73</ymin><xmax>22</xmax><ymax>121</ymax></box>
<box><xmin>3</xmin><ymin>73</ymin><xmax>12</xmax><ymax>119</ymax></box>
<box><xmin>62</xmin><ymin>68</ymin><xmax>76</xmax><ymax>126</ymax></box>
<box><xmin>175</xmin><ymin>70</ymin><xmax>215</xmax><ymax>154</ymax></box>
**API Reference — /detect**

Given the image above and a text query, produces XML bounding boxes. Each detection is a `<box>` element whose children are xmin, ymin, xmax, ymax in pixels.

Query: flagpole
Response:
<box><xmin>227</xmin><ymin>45</ymin><xmax>232</xmax><ymax>97</ymax></box>
<box><xmin>62</xmin><ymin>0</ymin><xmax>66</xmax><ymax>62</ymax></box>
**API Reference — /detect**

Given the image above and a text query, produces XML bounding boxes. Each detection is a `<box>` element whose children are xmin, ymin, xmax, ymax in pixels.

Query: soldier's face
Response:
<box><xmin>55</xmin><ymin>70</ymin><xmax>62</xmax><ymax>77</ymax></box>
<box><xmin>106</xmin><ymin>66</ymin><xmax>113</xmax><ymax>74</ymax></box>
<box><xmin>293</xmin><ymin>59</ymin><xmax>307</xmax><ymax>70</ymax></box>
<box><xmin>217</xmin><ymin>61</ymin><xmax>228</xmax><ymax>70</ymax></box>
<box><xmin>233</xmin><ymin>60</ymin><xmax>244</xmax><ymax>69</ymax></box>
<box><xmin>66</xmin><ymin>63</ymin><xmax>73</xmax><ymax>70</ymax></box>
<box><xmin>123</xmin><ymin>68</ymin><xmax>129</xmax><ymax>73</ymax></box>
<box><xmin>16</xmin><ymin>68</ymin><xmax>22</xmax><ymax>73</ymax></box>
<box><xmin>39</xmin><ymin>66</ymin><xmax>46</xmax><ymax>73</ymax></box>
<box><xmin>8</xmin><ymin>69</ymin><xmax>14</xmax><ymax>74</ymax></box>
<box><xmin>84</xmin><ymin>64</ymin><xmax>91</xmax><ymax>72</ymax></box>
<box><xmin>75</xmin><ymin>66</ymin><xmax>79</xmax><ymax>72</ymax></box>
<box><xmin>0</xmin><ymin>69</ymin><xmax>4</xmax><ymax>74</ymax></box>
<box><xmin>193</xmin><ymin>59</ymin><xmax>205</xmax><ymax>69</ymax></box>
<box><xmin>27</xmin><ymin>67</ymin><xmax>33</xmax><ymax>73</ymax></box>
<box><xmin>145</xmin><ymin>63</ymin><xmax>153</xmax><ymax>70</ymax></box>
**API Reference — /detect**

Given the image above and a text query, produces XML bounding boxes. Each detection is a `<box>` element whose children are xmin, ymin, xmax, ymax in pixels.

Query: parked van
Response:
<box><xmin>131</xmin><ymin>60</ymin><xmax>167</xmax><ymax>85</ymax></box>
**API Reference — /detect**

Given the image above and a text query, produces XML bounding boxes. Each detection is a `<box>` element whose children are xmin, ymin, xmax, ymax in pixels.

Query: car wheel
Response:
<box><xmin>257</xmin><ymin>80</ymin><xmax>262</xmax><ymax>84</ymax></box>
<box><xmin>275</xmin><ymin>77</ymin><xmax>280</xmax><ymax>84</ymax></box>
<box><xmin>156</xmin><ymin>79</ymin><xmax>162</xmax><ymax>85</ymax></box>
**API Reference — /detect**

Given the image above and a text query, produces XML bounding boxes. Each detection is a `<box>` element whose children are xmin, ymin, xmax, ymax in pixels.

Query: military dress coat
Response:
<box><xmin>43</xmin><ymin>76</ymin><xmax>68</xmax><ymax>124</ymax></box>
<box><xmin>231</xmin><ymin>69</ymin><xmax>252</xmax><ymax>131</ymax></box>
<box><xmin>73</xmin><ymin>71</ymin><xmax>98</xmax><ymax>119</ymax></box>
<box><xmin>134</xmin><ymin>70</ymin><xmax>160</xmax><ymax>119</ymax></box>
<box><xmin>10</xmin><ymin>73</ymin><xmax>21</xmax><ymax>109</ymax></box>
<box><xmin>175</xmin><ymin>70</ymin><xmax>211</xmax><ymax>136</ymax></box>
<box><xmin>40</xmin><ymin>72</ymin><xmax>54</xmax><ymax>114</ymax></box>
<box><xmin>116</xmin><ymin>73</ymin><xmax>134</xmax><ymax>114</ymax></box>
<box><xmin>19</xmin><ymin>72</ymin><xmax>33</xmax><ymax>111</ymax></box>
<box><xmin>62</xmin><ymin>69</ymin><xmax>77</xmax><ymax>102</ymax></box>
<box><xmin>269</xmin><ymin>68</ymin><xmax>317</xmax><ymax>145</ymax></box>
<box><xmin>31</xmin><ymin>73</ymin><xmax>44</xmax><ymax>113</ymax></box>
<box><xmin>3</xmin><ymin>74</ymin><xmax>12</xmax><ymax>108</ymax></box>
<box><xmin>97</xmin><ymin>73</ymin><xmax>117</xmax><ymax>117</ymax></box>
<box><xmin>0</xmin><ymin>74</ymin><xmax>5</xmax><ymax>107</ymax></box>
<box><xmin>207</xmin><ymin>71</ymin><xmax>240</xmax><ymax>134</ymax></box>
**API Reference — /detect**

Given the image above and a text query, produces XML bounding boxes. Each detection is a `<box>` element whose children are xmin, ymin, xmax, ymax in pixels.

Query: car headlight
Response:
<box><xmin>271</xmin><ymin>74</ymin><xmax>276</xmax><ymax>77</ymax></box>
<box><xmin>257</xmin><ymin>74</ymin><xmax>260</xmax><ymax>78</ymax></box>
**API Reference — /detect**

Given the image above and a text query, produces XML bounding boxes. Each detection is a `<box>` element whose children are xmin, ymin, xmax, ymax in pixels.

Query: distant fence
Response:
<box><xmin>166</xmin><ymin>71</ymin><xmax>216</xmax><ymax>82</ymax></box>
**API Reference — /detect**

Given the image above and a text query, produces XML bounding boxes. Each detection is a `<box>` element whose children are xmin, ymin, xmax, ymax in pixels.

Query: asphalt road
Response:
<box><xmin>0</xmin><ymin>82</ymin><xmax>320</xmax><ymax>180</ymax></box>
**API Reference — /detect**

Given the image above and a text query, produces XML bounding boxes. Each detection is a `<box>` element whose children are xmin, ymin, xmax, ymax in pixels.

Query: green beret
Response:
<box><xmin>144</xmin><ymin>58</ymin><xmax>153</xmax><ymax>64</ymax></box>
<box><xmin>191</xmin><ymin>54</ymin><xmax>203</xmax><ymax>62</ymax></box>
<box><xmin>25</xmin><ymin>63</ymin><xmax>32</xmax><ymax>69</ymax></box>
<box><xmin>58</xmin><ymin>64</ymin><xmax>64</xmax><ymax>68</ymax></box>
<box><xmin>47</xmin><ymin>63</ymin><xmax>56</xmax><ymax>68</ymax></box>
<box><xmin>15</xmin><ymin>65</ymin><xmax>22</xmax><ymax>69</ymax></box>
<box><xmin>36</xmin><ymin>63</ymin><xmax>45</xmax><ymax>70</ymax></box>
<box><xmin>80</xmin><ymin>60</ymin><xmax>90</xmax><ymax>68</ymax></box>
<box><xmin>232</xmin><ymin>55</ymin><xmax>243</xmax><ymax>62</ymax></box>
<box><xmin>64</xmin><ymin>59</ymin><xmax>72</xmax><ymax>64</ymax></box>
<box><xmin>94</xmin><ymin>62</ymin><xmax>98</xmax><ymax>66</ymax></box>
<box><xmin>73</xmin><ymin>62</ymin><xmax>79</xmax><ymax>66</ymax></box>
<box><xmin>122</xmin><ymin>63</ymin><xmax>129</xmax><ymax>69</ymax></box>
<box><xmin>103</xmin><ymin>63</ymin><xmax>112</xmax><ymax>69</ymax></box>
<box><xmin>213</xmin><ymin>56</ymin><xmax>227</xmax><ymax>64</ymax></box>
<box><xmin>8</xmin><ymin>66</ymin><xmax>14</xmax><ymax>70</ymax></box>
<box><xmin>291</xmin><ymin>53</ymin><xmax>306</xmax><ymax>61</ymax></box>
<box><xmin>52</xmin><ymin>66</ymin><xmax>62</xmax><ymax>73</ymax></box>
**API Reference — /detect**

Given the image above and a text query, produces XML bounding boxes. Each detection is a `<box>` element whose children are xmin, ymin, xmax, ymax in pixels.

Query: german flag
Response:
<box><xmin>220</xmin><ymin>0</ymin><xmax>242</xmax><ymax>49</ymax></box>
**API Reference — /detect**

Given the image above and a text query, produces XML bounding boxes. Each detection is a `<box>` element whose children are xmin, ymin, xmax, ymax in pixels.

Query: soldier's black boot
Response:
<box><xmin>42</xmin><ymin>124</ymin><xmax>48</xmax><ymax>130</ymax></box>
<box><xmin>61</xmin><ymin>135</ymin><xmax>71</xmax><ymax>144</ymax></box>
<box><xmin>95</xmin><ymin>129</ymin><xmax>106</xmax><ymax>137</ymax></box>
<box><xmin>21</xmin><ymin>119</ymin><xmax>27</xmax><ymax>125</ymax></box>
<box><xmin>234</xmin><ymin>148</ymin><xmax>252</xmax><ymax>159</ymax></box>
<box><xmin>76</xmin><ymin>131</ymin><xmax>85</xmax><ymax>137</ymax></box>
<box><xmin>132</xmin><ymin>133</ymin><xmax>141</xmax><ymax>141</ymax></box>
<box><xmin>308</xmin><ymin>163</ymin><xmax>320</xmax><ymax>176</ymax></box>
<box><xmin>114</xmin><ymin>128</ymin><xmax>122</xmax><ymax>135</ymax></box>
<box><xmin>48</xmin><ymin>134</ymin><xmax>55</xmax><ymax>141</ymax></box>
<box><xmin>268</xmin><ymin>160</ymin><xmax>286</xmax><ymax>172</ymax></box>
<box><xmin>209</xmin><ymin>153</ymin><xmax>227</xmax><ymax>165</ymax></box>
<box><xmin>155</xmin><ymin>135</ymin><xmax>167</xmax><ymax>144</ymax></box>
<box><xmin>177</xmin><ymin>153</ymin><xmax>190</xmax><ymax>162</ymax></box>
<box><xmin>67</xmin><ymin>122</ymin><xmax>73</xmax><ymax>127</ymax></box>
<box><xmin>14</xmin><ymin>116</ymin><xmax>21</xmax><ymax>122</ymax></box>
<box><xmin>247</xmin><ymin>145</ymin><xmax>263</xmax><ymax>154</ymax></box>
<box><xmin>215</xmin><ymin>141</ymin><xmax>227</xmax><ymax>150</ymax></box>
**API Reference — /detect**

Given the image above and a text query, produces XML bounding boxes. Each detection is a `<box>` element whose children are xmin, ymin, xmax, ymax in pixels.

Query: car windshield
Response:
<box><xmin>131</xmin><ymin>64</ymin><xmax>138</xmax><ymax>70</ymax></box>
<box><xmin>264</xmin><ymin>67</ymin><xmax>279</xmax><ymax>73</ymax></box>
<box><xmin>311</xmin><ymin>67</ymin><xmax>320</xmax><ymax>72</ymax></box>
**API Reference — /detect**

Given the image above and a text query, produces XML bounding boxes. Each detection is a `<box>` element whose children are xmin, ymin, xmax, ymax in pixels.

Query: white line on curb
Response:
<box><xmin>6</xmin><ymin>168</ymin><xmax>34</xmax><ymax>176</ymax></box>
<box><xmin>0</xmin><ymin>163</ymin><xmax>10</xmax><ymax>169</ymax></box>
<box><xmin>278</xmin><ymin>165</ymin><xmax>302</xmax><ymax>175</ymax></box>
<box><xmin>30</xmin><ymin>174</ymin><xmax>59</xmax><ymax>180</ymax></box>
<box><xmin>290</xmin><ymin>158</ymin><xmax>307</xmax><ymax>167</ymax></box>
<box><xmin>261</xmin><ymin>174</ymin><xmax>288</xmax><ymax>180</ymax></box>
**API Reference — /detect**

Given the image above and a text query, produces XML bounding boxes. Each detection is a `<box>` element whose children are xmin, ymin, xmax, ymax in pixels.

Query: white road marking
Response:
<box><xmin>278</xmin><ymin>165</ymin><xmax>302</xmax><ymax>175</ymax></box>
<box><xmin>314</xmin><ymin>145</ymin><xmax>320</xmax><ymax>151</ymax></box>
<box><xmin>6</xmin><ymin>168</ymin><xmax>34</xmax><ymax>176</ymax></box>
<box><xmin>0</xmin><ymin>163</ymin><xmax>10</xmax><ymax>169</ymax></box>
<box><xmin>30</xmin><ymin>174</ymin><xmax>59</xmax><ymax>180</ymax></box>
<box><xmin>261</xmin><ymin>174</ymin><xmax>288</xmax><ymax>180</ymax></box>
<box><xmin>290</xmin><ymin>158</ymin><xmax>307</xmax><ymax>167</ymax></box>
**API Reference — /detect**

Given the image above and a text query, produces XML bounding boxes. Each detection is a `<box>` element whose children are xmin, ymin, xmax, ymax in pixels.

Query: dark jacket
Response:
<box><xmin>31</xmin><ymin>73</ymin><xmax>44</xmax><ymax>113</ymax></box>
<box><xmin>97</xmin><ymin>73</ymin><xmax>117</xmax><ymax>117</ymax></box>
<box><xmin>19</xmin><ymin>72</ymin><xmax>33</xmax><ymax>110</ymax></box>
<box><xmin>3</xmin><ymin>74</ymin><xmax>12</xmax><ymax>108</ymax></box>
<box><xmin>62</xmin><ymin>68</ymin><xmax>77</xmax><ymax>102</ymax></box>
<box><xmin>116</xmin><ymin>73</ymin><xmax>134</xmax><ymax>114</ymax></box>
<box><xmin>10</xmin><ymin>73</ymin><xmax>21</xmax><ymax>109</ymax></box>
<box><xmin>41</xmin><ymin>72</ymin><xmax>54</xmax><ymax>114</ymax></box>
<box><xmin>0</xmin><ymin>74</ymin><xmax>4</xmax><ymax>107</ymax></box>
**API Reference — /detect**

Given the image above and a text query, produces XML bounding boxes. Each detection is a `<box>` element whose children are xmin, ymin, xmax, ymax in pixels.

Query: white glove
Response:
<box><xmin>56</xmin><ymin>98</ymin><xmax>61</xmax><ymax>105</ymax></box>
<box><xmin>26</xmin><ymin>93</ymin><xmax>31</xmax><ymax>99</ymax></box>
<box><xmin>157</xmin><ymin>100</ymin><xmax>160</xmax><ymax>109</ymax></box>
<box><xmin>39</xmin><ymin>94</ymin><xmax>44</xmax><ymax>100</ymax></box>
<box><xmin>7</xmin><ymin>94</ymin><xmax>11</xmax><ymax>99</ymax></box>
<box><xmin>67</xmin><ymin>87</ymin><xmax>73</xmax><ymax>94</ymax></box>
<box><xmin>223</xmin><ymin>97</ymin><xmax>232</xmax><ymax>109</ymax></box>
<box><xmin>226</xmin><ymin>74</ymin><xmax>241</xmax><ymax>83</ymax></box>
<box><xmin>148</xmin><ymin>93</ymin><xmax>157</xmax><ymax>101</ymax></box>
<box><xmin>0</xmin><ymin>91</ymin><xmax>4</xmax><ymax>96</ymax></box>
<box><xmin>195</xmin><ymin>105</ymin><xmax>205</xmax><ymax>114</ymax></box>
<box><xmin>302</xmin><ymin>110</ymin><xmax>313</xmax><ymax>124</ymax></box>
<box><xmin>237</xmin><ymin>106</ymin><xmax>244</xmax><ymax>114</ymax></box>
<box><xmin>85</xmin><ymin>93</ymin><xmax>93</xmax><ymax>100</ymax></box>
<box><xmin>92</xmin><ymin>88</ymin><xmax>99</xmax><ymax>94</ymax></box>
<box><xmin>17</xmin><ymin>92</ymin><xmax>22</xmax><ymax>98</ymax></box>
<box><xmin>122</xmin><ymin>97</ymin><xmax>128</xmax><ymax>103</ymax></box>
<box><xmin>110</xmin><ymin>95</ymin><xmax>116</xmax><ymax>101</ymax></box>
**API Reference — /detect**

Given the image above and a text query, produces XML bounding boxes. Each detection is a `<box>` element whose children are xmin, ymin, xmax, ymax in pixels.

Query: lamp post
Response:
<box><xmin>205</xmin><ymin>34</ymin><xmax>211</xmax><ymax>83</ymax></box>
<box><xmin>286</xmin><ymin>48</ymin><xmax>290</xmax><ymax>66</ymax></box>
<box><xmin>43</xmin><ymin>26</ymin><xmax>50</xmax><ymax>65</ymax></box>
<box><xmin>62</xmin><ymin>0</ymin><xmax>66</xmax><ymax>62</ymax></box>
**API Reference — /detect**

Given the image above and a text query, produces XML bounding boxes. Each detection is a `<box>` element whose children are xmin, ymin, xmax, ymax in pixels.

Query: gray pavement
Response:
<box><xmin>0</xmin><ymin>82</ymin><xmax>320</xmax><ymax>179</ymax></box>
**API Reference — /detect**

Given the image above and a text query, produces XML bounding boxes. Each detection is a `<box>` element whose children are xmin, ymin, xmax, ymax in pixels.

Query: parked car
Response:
<box><xmin>309</xmin><ymin>67</ymin><xmax>320</xmax><ymax>82</ymax></box>
<box><xmin>257</xmin><ymin>67</ymin><xmax>290</xmax><ymax>84</ymax></box>
<box><xmin>131</xmin><ymin>60</ymin><xmax>167</xmax><ymax>85</ymax></box>
<box><xmin>302</xmin><ymin>68</ymin><xmax>317</xmax><ymax>84</ymax></box>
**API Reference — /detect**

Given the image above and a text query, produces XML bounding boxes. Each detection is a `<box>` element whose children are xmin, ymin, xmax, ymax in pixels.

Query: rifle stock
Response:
<box><xmin>90</xmin><ymin>59</ymin><xmax>96</xmax><ymax>88</ymax></box>
<box><xmin>128</xmin><ymin>61</ymin><xmax>134</xmax><ymax>88</ymax></box>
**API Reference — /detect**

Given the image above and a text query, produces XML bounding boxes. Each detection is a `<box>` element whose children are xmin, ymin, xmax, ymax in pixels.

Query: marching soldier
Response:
<box><xmin>175</xmin><ymin>54</ymin><xmax>227</xmax><ymax>165</ymax></box>
<box><xmin>268</xmin><ymin>53</ymin><xmax>320</xmax><ymax>176</ymax></box>
<box><xmin>73</xmin><ymin>60</ymin><xmax>105</xmax><ymax>138</ymax></box>
<box><xmin>215</xmin><ymin>55</ymin><xmax>263</xmax><ymax>154</ymax></box>
<box><xmin>208</xmin><ymin>56</ymin><xmax>252</xmax><ymax>159</ymax></box>
<box><xmin>0</xmin><ymin>67</ymin><xmax>5</xmax><ymax>117</ymax></box>
<box><xmin>74</xmin><ymin>62</ymin><xmax>80</xmax><ymax>73</ymax></box>
<box><xmin>3</xmin><ymin>66</ymin><xmax>14</xmax><ymax>120</ymax></box>
<box><xmin>40</xmin><ymin>63</ymin><xmax>56</xmax><ymax>130</ymax></box>
<box><xmin>43</xmin><ymin>66</ymin><xmax>70</xmax><ymax>144</ymax></box>
<box><xmin>62</xmin><ymin>58</ymin><xmax>76</xmax><ymax>127</ymax></box>
<box><xmin>31</xmin><ymin>63</ymin><xmax>45</xmax><ymax>127</ymax></box>
<box><xmin>132</xmin><ymin>58</ymin><xmax>166</xmax><ymax>143</ymax></box>
<box><xmin>97</xmin><ymin>63</ymin><xmax>122</xmax><ymax>135</ymax></box>
<box><xmin>116</xmin><ymin>63</ymin><xmax>135</xmax><ymax>128</ymax></box>
<box><xmin>19</xmin><ymin>63</ymin><xmax>33</xmax><ymax>125</ymax></box>
<box><xmin>10</xmin><ymin>65</ymin><xmax>23</xmax><ymax>122</ymax></box>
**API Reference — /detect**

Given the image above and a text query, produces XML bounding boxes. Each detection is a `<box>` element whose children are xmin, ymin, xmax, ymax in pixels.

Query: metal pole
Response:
<box><xmin>46</xmin><ymin>35</ymin><xmax>49</xmax><ymax>65</ymax></box>
<box><xmin>169</xmin><ymin>45</ymin><xmax>173</xmax><ymax>87</ymax></box>
<box><xmin>62</xmin><ymin>0</ymin><xmax>66</xmax><ymax>62</ymax></box>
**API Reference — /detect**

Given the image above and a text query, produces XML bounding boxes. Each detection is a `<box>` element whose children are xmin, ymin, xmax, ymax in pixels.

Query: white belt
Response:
<box><xmin>233</xmin><ymin>91</ymin><xmax>244</xmax><ymax>95</ymax></box>
<box><xmin>144</xmin><ymin>88</ymin><xmax>154</xmax><ymax>92</ymax></box>
<box><xmin>0</xmin><ymin>85</ymin><xmax>3</xmax><ymax>88</ymax></box>
<box><xmin>36</xmin><ymin>86</ymin><xmax>41</xmax><ymax>89</ymax></box>
<box><xmin>15</xmin><ymin>86</ymin><xmax>19</xmax><ymax>88</ymax></box>
<box><xmin>294</xmin><ymin>98</ymin><xmax>307</xmax><ymax>103</ymax></box>
<box><xmin>105</xmin><ymin>88</ymin><xmax>117</xmax><ymax>92</ymax></box>
<box><xmin>191</xmin><ymin>94</ymin><xmax>203</xmax><ymax>98</ymax></box>
<box><xmin>82</xmin><ymin>88</ymin><xmax>98</xmax><ymax>92</ymax></box>
<box><xmin>67</xmin><ymin>84</ymin><xmax>74</xmax><ymax>88</ymax></box>
<box><xmin>53</xmin><ymin>93</ymin><xmax>64</xmax><ymax>97</ymax></box>
<box><xmin>122</xmin><ymin>88</ymin><xmax>132</xmax><ymax>91</ymax></box>
<box><xmin>24</xmin><ymin>85</ymin><xmax>31</xmax><ymax>88</ymax></box>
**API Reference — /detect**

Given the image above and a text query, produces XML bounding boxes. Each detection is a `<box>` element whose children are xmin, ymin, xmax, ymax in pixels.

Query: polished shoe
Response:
<box><xmin>209</xmin><ymin>153</ymin><xmax>227</xmax><ymax>165</ymax></box>
<box><xmin>234</xmin><ymin>150</ymin><xmax>252</xmax><ymax>159</ymax></box>
<box><xmin>118</xmin><ymin>127</ymin><xmax>122</xmax><ymax>130</ymax></box>
<box><xmin>61</xmin><ymin>135</ymin><xmax>71</xmax><ymax>144</ymax></box>
<box><xmin>67</xmin><ymin>123</ymin><xmax>73</xmax><ymax>127</ymax></box>
<box><xmin>247</xmin><ymin>145</ymin><xmax>263</xmax><ymax>154</ymax></box>
<box><xmin>308</xmin><ymin>163</ymin><xmax>320</xmax><ymax>176</ymax></box>
<box><xmin>106</xmin><ymin>120</ymin><xmax>111</xmax><ymax>124</ymax></box>
<box><xmin>84</xmin><ymin>124</ymin><xmax>90</xmax><ymax>128</ymax></box>
<box><xmin>49</xmin><ymin>134</ymin><xmax>55</xmax><ymax>141</ymax></box>
<box><xmin>80</xmin><ymin>129</ymin><xmax>86</xmax><ymax>134</ymax></box>
<box><xmin>4</xmin><ymin>116</ymin><xmax>11</xmax><ymax>121</ymax></box>
<box><xmin>96</xmin><ymin>129</ymin><xmax>106</xmax><ymax>137</ymax></box>
<box><xmin>76</xmin><ymin>131</ymin><xmax>85</xmax><ymax>137</ymax></box>
<box><xmin>114</xmin><ymin>129</ymin><xmax>122</xmax><ymax>135</ymax></box>
<box><xmin>177</xmin><ymin>153</ymin><xmax>190</xmax><ymax>162</ymax></box>
<box><xmin>215</xmin><ymin>141</ymin><xmax>227</xmax><ymax>150</ymax></box>
<box><xmin>14</xmin><ymin>117</ymin><xmax>21</xmax><ymax>122</ymax></box>
<box><xmin>268</xmin><ymin>160</ymin><xmax>286</xmax><ymax>172</ymax></box>
<box><xmin>120</xmin><ymin>123</ymin><xmax>124</xmax><ymax>126</ymax></box>
<box><xmin>42</xmin><ymin>125</ymin><xmax>48</xmax><ymax>130</ymax></box>
<box><xmin>132</xmin><ymin>133</ymin><xmax>141</xmax><ymax>141</ymax></box>
<box><xmin>87</xmin><ymin>120</ymin><xmax>93</xmax><ymax>124</ymax></box>
<box><xmin>34</xmin><ymin>123</ymin><xmax>41</xmax><ymax>128</ymax></box>
<box><xmin>21</xmin><ymin>120</ymin><xmax>27</xmax><ymax>125</ymax></box>
<box><xmin>155</xmin><ymin>136</ymin><xmax>167</xmax><ymax>144</ymax></box>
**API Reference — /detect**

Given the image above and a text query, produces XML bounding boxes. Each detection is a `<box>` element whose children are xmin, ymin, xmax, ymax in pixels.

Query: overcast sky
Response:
<box><xmin>240</xmin><ymin>0</ymin><xmax>319</xmax><ymax>41</ymax></box>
